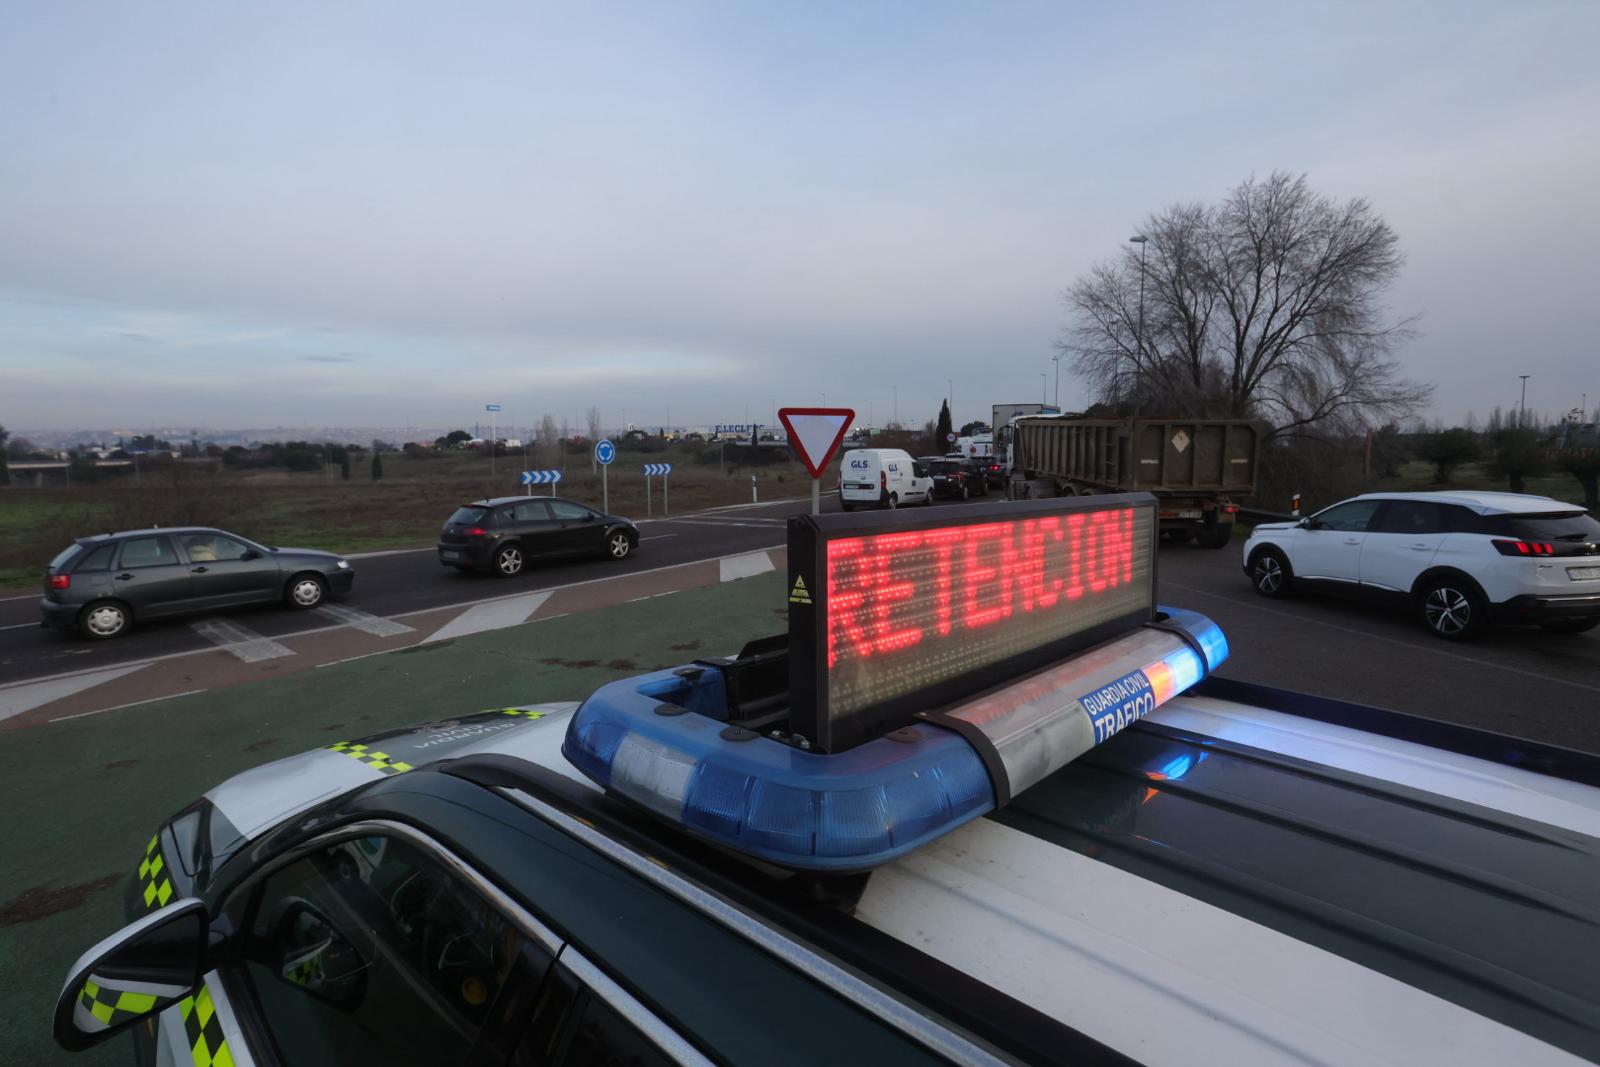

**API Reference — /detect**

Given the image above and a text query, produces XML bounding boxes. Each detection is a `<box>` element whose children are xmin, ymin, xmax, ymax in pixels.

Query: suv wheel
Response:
<box><xmin>1418</xmin><ymin>577</ymin><xmax>1485</xmax><ymax>640</ymax></box>
<box><xmin>494</xmin><ymin>545</ymin><xmax>524</xmax><ymax>577</ymax></box>
<box><xmin>79</xmin><ymin>601</ymin><xmax>130</xmax><ymax>640</ymax></box>
<box><xmin>286</xmin><ymin>574</ymin><xmax>327</xmax><ymax>609</ymax></box>
<box><xmin>608</xmin><ymin>532</ymin><xmax>632</xmax><ymax>560</ymax></box>
<box><xmin>1249</xmin><ymin>548</ymin><xmax>1292</xmax><ymax>598</ymax></box>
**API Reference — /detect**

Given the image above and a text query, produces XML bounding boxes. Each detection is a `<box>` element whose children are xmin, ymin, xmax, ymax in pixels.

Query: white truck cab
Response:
<box><xmin>839</xmin><ymin>448</ymin><xmax>934</xmax><ymax>510</ymax></box>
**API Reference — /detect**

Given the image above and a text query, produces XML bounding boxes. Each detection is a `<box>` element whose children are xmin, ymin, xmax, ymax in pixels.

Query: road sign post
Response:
<box><xmin>643</xmin><ymin>463</ymin><xmax>672</xmax><ymax>517</ymax></box>
<box><xmin>486</xmin><ymin>404</ymin><xmax>502</xmax><ymax>480</ymax></box>
<box><xmin>595</xmin><ymin>439</ymin><xmax>615</xmax><ymax>512</ymax></box>
<box><xmin>778</xmin><ymin>407</ymin><xmax>856</xmax><ymax>515</ymax></box>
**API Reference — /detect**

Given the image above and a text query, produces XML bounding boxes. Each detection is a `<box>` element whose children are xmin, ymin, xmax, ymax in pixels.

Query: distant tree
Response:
<box><xmin>5</xmin><ymin>434</ymin><xmax>37</xmax><ymax>458</ymax></box>
<box><xmin>339</xmin><ymin>451</ymin><xmax>352</xmax><ymax>479</ymax></box>
<box><xmin>371</xmin><ymin>453</ymin><xmax>384</xmax><ymax>481</ymax></box>
<box><xmin>538</xmin><ymin>414</ymin><xmax>560</xmax><ymax>466</ymax></box>
<box><xmin>67</xmin><ymin>450</ymin><xmax>101</xmax><ymax>484</ymax></box>
<box><xmin>958</xmin><ymin>420</ymin><xmax>988</xmax><ymax>437</ymax></box>
<box><xmin>586</xmin><ymin>407</ymin><xmax>602</xmax><ymax>471</ymax></box>
<box><xmin>433</xmin><ymin>430</ymin><xmax>472</xmax><ymax>449</ymax></box>
<box><xmin>1367</xmin><ymin>424</ymin><xmax>1411</xmax><ymax>478</ymax></box>
<box><xmin>1553</xmin><ymin>445</ymin><xmax>1599</xmax><ymax>511</ymax></box>
<box><xmin>1060</xmin><ymin>172</ymin><xmax>1428</xmax><ymax>437</ymax></box>
<box><xmin>935</xmin><ymin>400</ymin><xmax>953</xmax><ymax>453</ymax></box>
<box><xmin>0</xmin><ymin>425</ymin><xmax>9</xmax><ymax>485</ymax></box>
<box><xmin>1486</xmin><ymin>427</ymin><xmax>1548</xmax><ymax>493</ymax></box>
<box><xmin>1419</xmin><ymin>428</ymin><xmax>1481</xmax><ymax>484</ymax></box>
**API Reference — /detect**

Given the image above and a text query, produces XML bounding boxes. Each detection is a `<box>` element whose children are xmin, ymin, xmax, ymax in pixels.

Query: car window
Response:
<box><xmin>117</xmin><ymin>536</ymin><xmax>178</xmax><ymax>568</ymax></box>
<box><xmin>513</xmin><ymin>501</ymin><xmax>552</xmax><ymax>522</ymax></box>
<box><xmin>1503</xmin><ymin>512</ymin><xmax>1600</xmax><ymax>541</ymax></box>
<box><xmin>180</xmin><ymin>533</ymin><xmax>252</xmax><ymax>562</ymax></box>
<box><xmin>1312</xmin><ymin>501</ymin><xmax>1381</xmax><ymax>533</ymax></box>
<box><xmin>550</xmin><ymin>501</ymin><xmax>590</xmax><ymax>521</ymax></box>
<box><xmin>449</xmin><ymin>506</ymin><xmax>491</xmax><ymax>526</ymax></box>
<box><xmin>49</xmin><ymin>544</ymin><xmax>81</xmax><ymax>569</ymax></box>
<box><xmin>241</xmin><ymin>834</ymin><xmax>522</xmax><ymax>1066</ymax></box>
<box><xmin>1373</xmin><ymin>501</ymin><xmax>1445</xmax><ymax>535</ymax></box>
<box><xmin>562</xmin><ymin>988</ymin><xmax>680</xmax><ymax>1067</ymax></box>
<box><xmin>73</xmin><ymin>543</ymin><xmax>118</xmax><ymax>572</ymax></box>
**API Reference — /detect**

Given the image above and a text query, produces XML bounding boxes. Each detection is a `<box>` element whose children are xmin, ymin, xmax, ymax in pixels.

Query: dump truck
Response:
<box><xmin>1003</xmin><ymin>415</ymin><xmax>1262</xmax><ymax>547</ymax></box>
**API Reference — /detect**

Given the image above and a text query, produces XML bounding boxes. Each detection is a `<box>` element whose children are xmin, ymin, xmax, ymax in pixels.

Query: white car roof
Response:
<box><xmin>1352</xmin><ymin>490</ymin><xmax>1581</xmax><ymax>515</ymax></box>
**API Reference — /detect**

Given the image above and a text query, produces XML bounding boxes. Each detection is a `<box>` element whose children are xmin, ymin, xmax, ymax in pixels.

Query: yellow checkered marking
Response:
<box><xmin>138</xmin><ymin>834</ymin><xmax>174</xmax><ymax>910</ymax></box>
<box><xmin>328</xmin><ymin>741</ymin><xmax>413</xmax><ymax>775</ymax></box>
<box><xmin>496</xmin><ymin>708</ymin><xmax>547</xmax><ymax>718</ymax></box>
<box><xmin>79</xmin><ymin>978</ymin><xmax>158</xmax><ymax>1025</ymax></box>
<box><xmin>178</xmin><ymin>982</ymin><xmax>235</xmax><ymax>1067</ymax></box>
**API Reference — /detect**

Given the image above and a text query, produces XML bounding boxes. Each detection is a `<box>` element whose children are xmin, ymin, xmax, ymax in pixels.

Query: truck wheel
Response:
<box><xmin>887</xmin><ymin>494</ymin><xmax>898</xmax><ymax>510</ymax></box>
<box><xmin>1198</xmin><ymin>524</ymin><xmax>1233</xmax><ymax>549</ymax></box>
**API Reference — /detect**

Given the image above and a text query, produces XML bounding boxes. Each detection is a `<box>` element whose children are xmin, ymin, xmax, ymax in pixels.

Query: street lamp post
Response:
<box><xmin>1130</xmin><ymin>235</ymin><xmax>1149</xmax><ymax>416</ymax></box>
<box><xmin>1051</xmin><ymin>352</ymin><xmax>1062</xmax><ymax>409</ymax></box>
<box><xmin>1519</xmin><ymin>375</ymin><xmax>1531</xmax><ymax>428</ymax></box>
<box><xmin>1041</xmin><ymin>372</ymin><xmax>1047</xmax><ymax>405</ymax></box>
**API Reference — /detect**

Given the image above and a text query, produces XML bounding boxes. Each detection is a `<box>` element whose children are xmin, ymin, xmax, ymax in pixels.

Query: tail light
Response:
<box><xmin>49</xmin><ymin>574</ymin><xmax>70</xmax><ymax>590</ymax></box>
<box><xmin>1493</xmin><ymin>539</ymin><xmax>1554</xmax><ymax>556</ymax></box>
<box><xmin>466</xmin><ymin>527</ymin><xmax>488</xmax><ymax>538</ymax></box>
<box><xmin>1222</xmin><ymin>504</ymin><xmax>1239</xmax><ymax>514</ymax></box>
<box><xmin>880</xmin><ymin>471</ymin><xmax>887</xmax><ymax>492</ymax></box>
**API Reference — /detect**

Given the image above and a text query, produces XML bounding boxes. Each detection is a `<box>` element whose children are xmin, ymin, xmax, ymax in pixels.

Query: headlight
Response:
<box><xmin>336</xmin><ymin>560</ymin><xmax>351</xmax><ymax>569</ymax></box>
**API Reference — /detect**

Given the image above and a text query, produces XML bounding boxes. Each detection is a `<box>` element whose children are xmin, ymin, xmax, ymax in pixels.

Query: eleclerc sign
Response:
<box><xmin>787</xmin><ymin>492</ymin><xmax>1157</xmax><ymax>752</ymax></box>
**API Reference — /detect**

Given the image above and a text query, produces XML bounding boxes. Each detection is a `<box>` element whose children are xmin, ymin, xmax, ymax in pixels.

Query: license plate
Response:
<box><xmin>1569</xmin><ymin>566</ymin><xmax>1600</xmax><ymax>581</ymax></box>
<box><xmin>441</xmin><ymin>550</ymin><xmax>459</xmax><ymax>560</ymax></box>
<box><xmin>1177</xmin><ymin>511</ymin><xmax>1202</xmax><ymax>520</ymax></box>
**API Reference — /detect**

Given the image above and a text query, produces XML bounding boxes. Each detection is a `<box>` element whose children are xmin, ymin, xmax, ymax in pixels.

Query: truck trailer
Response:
<box><xmin>1005</xmin><ymin>415</ymin><xmax>1261</xmax><ymax>547</ymax></box>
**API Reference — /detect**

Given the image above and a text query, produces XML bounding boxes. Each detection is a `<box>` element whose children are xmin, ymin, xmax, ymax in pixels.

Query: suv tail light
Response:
<box><xmin>49</xmin><ymin>574</ymin><xmax>70</xmax><ymax>590</ymax></box>
<box><xmin>1493</xmin><ymin>539</ymin><xmax>1555</xmax><ymax>556</ymax></box>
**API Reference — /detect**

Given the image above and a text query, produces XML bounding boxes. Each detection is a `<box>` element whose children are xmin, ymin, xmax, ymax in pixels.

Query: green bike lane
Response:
<box><xmin>0</xmin><ymin>570</ymin><xmax>789</xmax><ymax>1066</ymax></box>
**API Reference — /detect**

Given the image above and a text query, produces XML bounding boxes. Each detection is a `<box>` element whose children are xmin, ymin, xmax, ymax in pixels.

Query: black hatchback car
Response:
<box><xmin>437</xmin><ymin>496</ymin><xmax>639</xmax><ymax>576</ymax></box>
<box><xmin>40</xmin><ymin>527</ymin><xmax>354</xmax><ymax>639</ymax></box>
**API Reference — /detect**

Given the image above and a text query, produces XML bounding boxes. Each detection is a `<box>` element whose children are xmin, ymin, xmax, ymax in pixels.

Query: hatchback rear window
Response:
<box><xmin>1503</xmin><ymin>512</ymin><xmax>1600</xmax><ymax>541</ymax></box>
<box><xmin>48</xmin><ymin>545</ymin><xmax>81</xmax><ymax>570</ymax></box>
<box><xmin>447</xmin><ymin>506</ymin><xmax>490</xmax><ymax>525</ymax></box>
<box><xmin>74</xmin><ymin>543</ymin><xmax>118</xmax><ymax>572</ymax></box>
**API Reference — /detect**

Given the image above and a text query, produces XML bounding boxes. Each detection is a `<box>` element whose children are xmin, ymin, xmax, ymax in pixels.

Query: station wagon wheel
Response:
<box><xmin>287</xmin><ymin>574</ymin><xmax>327</xmax><ymax>608</ymax></box>
<box><xmin>1419</xmin><ymin>578</ymin><xmax>1484</xmax><ymax>641</ymax></box>
<box><xmin>78</xmin><ymin>601</ymin><xmax>130</xmax><ymax>640</ymax></box>
<box><xmin>608</xmin><ymin>532</ymin><xmax>632</xmax><ymax>560</ymax></box>
<box><xmin>1250</xmin><ymin>548</ymin><xmax>1292</xmax><ymax>599</ymax></box>
<box><xmin>494</xmin><ymin>545</ymin><xmax>524</xmax><ymax>577</ymax></box>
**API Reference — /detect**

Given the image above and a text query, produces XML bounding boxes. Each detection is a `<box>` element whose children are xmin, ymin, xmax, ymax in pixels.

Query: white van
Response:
<box><xmin>838</xmin><ymin>448</ymin><xmax>935</xmax><ymax>510</ymax></box>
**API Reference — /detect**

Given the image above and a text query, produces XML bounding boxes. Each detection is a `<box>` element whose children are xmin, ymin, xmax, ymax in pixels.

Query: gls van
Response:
<box><xmin>838</xmin><ymin>448</ymin><xmax>935</xmax><ymax>510</ymax></box>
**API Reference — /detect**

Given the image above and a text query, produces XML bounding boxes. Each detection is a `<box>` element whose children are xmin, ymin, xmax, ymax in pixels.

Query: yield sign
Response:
<box><xmin>778</xmin><ymin>407</ymin><xmax>855</xmax><ymax>479</ymax></box>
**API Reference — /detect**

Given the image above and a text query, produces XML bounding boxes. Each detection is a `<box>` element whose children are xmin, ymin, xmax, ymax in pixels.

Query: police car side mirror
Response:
<box><xmin>53</xmin><ymin>898</ymin><xmax>207</xmax><ymax>1051</ymax></box>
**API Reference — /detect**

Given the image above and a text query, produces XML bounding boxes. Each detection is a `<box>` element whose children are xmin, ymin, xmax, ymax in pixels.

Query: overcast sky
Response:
<box><xmin>2</xmin><ymin>1</ymin><xmax>1596</xmax><ymax>435</ymax></box>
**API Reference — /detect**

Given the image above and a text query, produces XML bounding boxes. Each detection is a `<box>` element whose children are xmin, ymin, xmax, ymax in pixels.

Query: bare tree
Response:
<box><xmin>1060</xmin><ymin>172</ymin><xmax>1429</xmax><ymax>437</ymax></box>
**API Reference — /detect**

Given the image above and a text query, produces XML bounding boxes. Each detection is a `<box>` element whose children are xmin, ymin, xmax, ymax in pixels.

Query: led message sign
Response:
<box><xmin>788</xmin><ymin>493</ymin><xmax>1157</xmax><ymax>752</ymax></box>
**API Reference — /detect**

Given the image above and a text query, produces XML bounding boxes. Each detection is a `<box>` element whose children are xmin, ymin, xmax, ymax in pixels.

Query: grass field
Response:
<box><xmin>0</xmin><ymin>447</ymin><xmax>813</xmax><ymax>590</ymax></box>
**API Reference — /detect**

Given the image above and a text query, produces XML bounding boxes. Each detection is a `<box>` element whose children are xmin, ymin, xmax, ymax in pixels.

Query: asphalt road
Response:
<box><xmin>4</xmin><ymin>493</ymin><xmax>1597</xmax><ymax>751</ymax></box>
<box><xmin>0</xmin><ymin>498</ymin><xmax>813</xmax><ymax>686</ymax></box>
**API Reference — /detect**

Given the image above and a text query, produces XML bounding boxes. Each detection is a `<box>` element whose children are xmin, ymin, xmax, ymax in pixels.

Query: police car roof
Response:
<box><xmin>409</xmin><ymin>681</ymin><xmax>1600</xmax><ymax>1067</ymax></box>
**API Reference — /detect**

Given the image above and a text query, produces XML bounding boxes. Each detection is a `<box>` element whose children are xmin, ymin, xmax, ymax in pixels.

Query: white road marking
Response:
<box><xmin>0</xmin><ymin>621</ymin><xmax>38</xmax><ymax>631</ymax></box>
<box><xmin>0</xmin><ymin>592</ymin><xmax>40</xmax><ymax>603</ymax></box>
<box><xmin>50</xmin><ymin>689</ymin><xmax>205</xmax><ymax>723</ymax></box>
<box><xmin>626</xmin><ymin>596</ymin><xmax>653</xmax><ymax>603</ymax></box>
<box><xmin>1162</xmin><ymin>580</ymin><xmax>1600</xmax><ymax>697</ymax></box>
<box><xmin>667</xmin><ymin>519</ymin><xmax>786</xmax><ymax>530</ymax></box>
<box><xmin>0</xmin><ymin>663</ymin><xmax>147</xmax><ymax>723</ymax></box>
<box><xmin>640</xmin><ymin>534</ymin><xmax>678</xmax><ymax>541</ymax></box>
<box><xmin>313</xmin><ymin>603</ymin><xmax>415</xmax><ymax>637</ymax></box>
<box><xmin>719</xmin><ymin>551</ymin><xmax>776</xmax><ymax>582</ymax></box>
<box><xmin>190</xmin><ymin>618</ymin><xmax>296</xmax><ymax>663</ymax></box>
<box><xmin>344</xmin><ymin>546</ymin><xmax>434</xmax><ymax>559</ymax></box>
<box><xmin>424</xmin><ymin>590</ymin><xmax>554</xmax><ymax>643</ymax></box>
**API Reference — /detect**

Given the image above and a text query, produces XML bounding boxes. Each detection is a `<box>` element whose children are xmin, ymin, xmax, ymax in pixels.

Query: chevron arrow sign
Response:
<box><xmin>643</xmin><ymin>463</ymin><xmax>673</xmax><ymax>477</ymax></box>
<box><xmin>520</xmin><ymin>470</ymin><xmax>564</xmax><ymax>486</ymax></box>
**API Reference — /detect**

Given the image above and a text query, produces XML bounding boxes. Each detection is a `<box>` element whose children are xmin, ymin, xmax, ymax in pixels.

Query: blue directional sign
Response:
<box><xmin>520</xmin><ymin>470</ymin><xmax>563</xmax><ymax>486</ymax></box>
<box><xmin>485</xmin><ymin>403</ymin><xmax>502</xmax><ymax>412</ymax></box>
<box><xmin>595</xmin><ymin>439</ymin><xmax>616</xmax><ymax>466</ymax></box>
<box><xmin>643</xmin><ymin>463</ymin><xmax>672</xmax><ymax>477</ymax></box>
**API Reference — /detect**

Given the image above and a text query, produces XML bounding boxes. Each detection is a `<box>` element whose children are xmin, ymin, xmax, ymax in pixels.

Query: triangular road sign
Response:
<box><xmin>788</xmin><ymin>575</ymin><xmax>812</xmax><ymax>604</ymax></box>
<box><xmin>778</xmin><ymin>407</ymin><xmax>855</xmax><ymax>479</ymax></box>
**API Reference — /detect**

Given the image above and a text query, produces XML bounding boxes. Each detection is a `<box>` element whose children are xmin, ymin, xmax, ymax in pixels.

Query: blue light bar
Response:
<box><xmin>564</xmin><ymin>672</ymin><xmax>994</xmax><ymax>871</ymax></box>
<box><xmin>561</xmin><ymin>610</ymin><xmax>1228</xmax><ymax>870</ymax></box>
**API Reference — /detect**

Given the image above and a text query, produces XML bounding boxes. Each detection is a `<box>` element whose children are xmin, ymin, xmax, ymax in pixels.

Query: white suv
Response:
<box><xmin>1242</xmin><ymin>491</ymin><xmax>1600</xmax><ymax>640</ymax></box>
